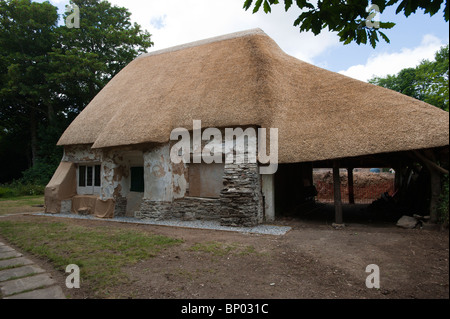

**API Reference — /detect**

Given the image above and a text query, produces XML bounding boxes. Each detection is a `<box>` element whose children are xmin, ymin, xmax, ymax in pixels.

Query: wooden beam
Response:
<box><xmin>333</xmin><ymin>161</ymin><xmax>343</xmax><ymax>225</ymax></box>
<box><xmin>413</xmin><ymin>151</ymin><xmax>449</xmax><ymax>175</ymax></box>
<box><xmin>347</xmin><ymin>168</ymin><xmax>355</xmax><ymax>204</ymax></box>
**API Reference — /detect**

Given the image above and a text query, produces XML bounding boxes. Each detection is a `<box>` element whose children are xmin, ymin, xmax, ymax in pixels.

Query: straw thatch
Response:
<box><xmin>57</xmin><ymin>29</ymin><xmax>449</xmax><ymax>163</ymax></box>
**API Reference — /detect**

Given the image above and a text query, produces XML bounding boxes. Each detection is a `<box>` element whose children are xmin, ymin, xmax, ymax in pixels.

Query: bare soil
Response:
<box><xmin>1</xmin><ymin>211</ymin><xmax>448</xmax><ymax>299</ymax></box>
<box><xmin>314</xmin><ymin>170</ymin><xmax>395</xmax><ymax>203</ymax></box>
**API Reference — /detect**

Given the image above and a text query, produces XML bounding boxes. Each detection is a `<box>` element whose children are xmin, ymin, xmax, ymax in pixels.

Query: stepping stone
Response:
<box><xmin>0</xmin><ymin>246</ymin><xmax>14</xmax><ymax>253</ymax></box>
<box><xmin>0</xmin><ymin>265</ymin><xmax>46</xmax><ymax>282</ymax></box>
<box><xmin>0</xmin><ymin>257</ymin><xmax>33</xmax><ymax>269</ymax></box>
<box><xmin>0</xmin><ymin>251</ymin><xmax>22</xmax><ymax>260</ymax></box>
<box><xmin>4</xmin><ymin>285</ymin><xmax>65</xmax><ymax>299</ymax></box>
<box><xmin>0</xmin><ymin>242</ymin><xmax>5</xmax><ymax>246</ymax></box>
<box><xmin>0</xmin><ymin>273</ymin><xmax>56</xmax><ymax>296</ymax></box>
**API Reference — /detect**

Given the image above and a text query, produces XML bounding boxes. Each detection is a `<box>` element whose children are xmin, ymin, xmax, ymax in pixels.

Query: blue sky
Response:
<box><xmin>42</xmin><ymin>0</ymin><xmax>449</xmax><ymax>82</ymax></box>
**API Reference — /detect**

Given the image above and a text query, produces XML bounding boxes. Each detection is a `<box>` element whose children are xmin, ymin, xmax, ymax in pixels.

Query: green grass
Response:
<box><xmin>0</xmin><ymin>195</ymin><xmax>44</xmax><ymax>215</ymax></box>
<box><xmin>0</xmin><ymin>220</ymin><xmax>183</xmax><ymax>295</ymax></box>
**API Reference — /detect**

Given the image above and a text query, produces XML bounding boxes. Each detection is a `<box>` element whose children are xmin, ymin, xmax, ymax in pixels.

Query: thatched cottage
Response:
<box><xmin>45</xmin><ymin>29</ymin><xmax>449</xmax><ymax>226</ymax></box>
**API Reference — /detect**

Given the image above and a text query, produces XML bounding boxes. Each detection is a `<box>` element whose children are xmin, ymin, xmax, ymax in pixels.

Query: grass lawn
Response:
<box><xmin>0</xmin><ymin>219</ymin><xmax>183</xmax><ymax>296</ymax></box>
<box><xmin>0</xmin><ymin>195</ymin><xmax>45</xmax><ymax>216</ymax></box>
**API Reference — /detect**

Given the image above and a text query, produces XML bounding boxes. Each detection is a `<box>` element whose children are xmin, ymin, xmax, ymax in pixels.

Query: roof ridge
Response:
<box><xmin>137</xmin><ymin>28</ymin><xmax>267</xmax><ymax>59</ymax></box>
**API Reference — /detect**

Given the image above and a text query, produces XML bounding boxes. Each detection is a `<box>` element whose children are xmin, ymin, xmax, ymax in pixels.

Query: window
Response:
<box><xmin>78</xmin><ymin>164</ymin><xmax>101</xmax><ymax>195</ymax></box>
<box><xmin>78</xmin><ymin>166</ymin><xmax>86</xmax><ymax>187</ymax></box>
<box><xmin>87</xmin><ymin>166</ymin><xmax>93</xmax><ymax>186</ymax></box>
<box><xmin>130</xmin><ymin>167</ymin><xmax>144</xmax><ymax>192</ymax></box>
<box><xmin>188</xmin><ymin>163</ymin><xmax>224</xmax><ymax>198</ymax></box>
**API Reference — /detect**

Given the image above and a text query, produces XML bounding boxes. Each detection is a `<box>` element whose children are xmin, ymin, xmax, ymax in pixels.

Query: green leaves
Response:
<box><xmin>369</xmin><ymin>45</ymin><xmax>449</xmax><ymax>111</ymax></box>
<box><xmin>246</xmin><ymin>0</ymin><xmax>280</xmax><ymax>13</ymax></box>
<box><xmin>263</xmin><ymin>0</ymin><xmax>272</xmax><ymax>13</ymax></box>
<box><xmin>242</xmin><ymin>0</ymin><xmax>447</xmax><ymax>48</ymax></box>
<box><xmin>0</xmin><ymin>0</ymin><xmax>154</xmax><ymax>179</ymax></box>
<box><xmin>285</xmin><ymin>0</ymin><xmax>293</xmax><ymax>11</ymax></box>
<box><xmin>243</xmin><ymin>0</ymin><xmax>254</xmax><ymax>10</ymax></box>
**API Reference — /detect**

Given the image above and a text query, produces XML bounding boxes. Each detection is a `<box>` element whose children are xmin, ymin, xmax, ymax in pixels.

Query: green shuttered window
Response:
<box><xmin>130</xmin><ymin>167</ymin><xmax>144</xmax><ymax>192</ymax></box>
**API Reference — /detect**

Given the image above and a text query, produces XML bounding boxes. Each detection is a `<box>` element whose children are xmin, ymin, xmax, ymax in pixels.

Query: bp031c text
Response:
<box><xmin>225</xmin><ymin>303</ymin><xmax>269</xmax><ymax>314</ymax></box>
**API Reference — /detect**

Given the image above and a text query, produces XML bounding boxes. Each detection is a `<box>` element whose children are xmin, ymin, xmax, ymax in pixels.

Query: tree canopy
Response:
<box><xmin>0</xmin><ymin>0</ymin><xmax>153</xmax><ymax>184</ymax></box>
<box><xmin>243</xmin><ymin>0</ymin><xmax>448</xmax><ymax>48</ymax></box>
<box><xmin>369</xmin><ymin>45</ymin><xmax>449</xmax><ymax>111</ymax></box>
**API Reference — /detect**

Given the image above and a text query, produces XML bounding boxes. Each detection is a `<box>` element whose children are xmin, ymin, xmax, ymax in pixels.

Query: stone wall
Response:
<box><xmin>62</xmin><ymin>134</ymin><xmax>265</xmax><ymax>226</ymax></box>
<box><xmin>136</xmin><ymin>197</ymin><xmax>222</xmax><ymax>221</ymax></box>
<box><xmin>136</xmin><ymin>160</ymin><xmax>263</xmax><ymax>227</ymax></box>
<box><xmin>220</xmin><ymin>162</ymin><xmax>263</xmax><ymax>227</ymax></box>
<box><xmin>114</xmin><ymin>196</ymin><xmax>128</xmax><ymax>217</ymax></box>
<box><xmin>61</xmin><ymin>200</ymin><xmax>72</xmax><ymax>214</ymax></box>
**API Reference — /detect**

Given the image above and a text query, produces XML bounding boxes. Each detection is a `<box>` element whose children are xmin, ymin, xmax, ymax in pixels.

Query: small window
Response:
<box><xmin>79</xmin><ymin>166</ymin><xmax>86</xmax><ymax>187</ymax></box>
<box><xmin>130</xmin><ymin>167</ymin><xmax>144</xmax><ymax>192</ymax></box>
<box><xmin>87</xmin><ymin>166</ymin><xmax>93</xmax><ymax>186</ymax></box>
<box><xmin>78</xmin><ymin>164</ymin><xmax>101</xmax><ymax>195</ymax></box>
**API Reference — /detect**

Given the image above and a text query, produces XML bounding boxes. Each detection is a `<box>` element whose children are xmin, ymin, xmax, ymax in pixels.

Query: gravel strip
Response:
<box><xmin>34</xmin><ymin>213</ymin><xmax>291</xmax><ymax>236</ymax></box>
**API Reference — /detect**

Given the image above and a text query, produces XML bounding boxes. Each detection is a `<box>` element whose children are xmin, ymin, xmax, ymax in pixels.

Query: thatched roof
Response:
<box><xmin>58</xmin><ymin>29</ymin><xmax>449</xmax><ymax>163</ymax></box>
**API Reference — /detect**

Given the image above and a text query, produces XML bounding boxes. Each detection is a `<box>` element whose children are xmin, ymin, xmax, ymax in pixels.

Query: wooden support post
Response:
<box><xmin>414</xmin><ymin>150</ymin><xmax>443</xmax><ymax>224</ymax></box>
<box><xmin>347</xmin><ymin>167</ymin><xmax>355</xmax><ymax>204</ymax></box>
<box><xmin>429</xmin><ymin>169</ymin><xmax>441</xmax><ymax>223</ymax></box>
<box><xmin>333</xmin><ymin>161</ymin><xmax>343</xmax><ymax>225</ymax></box>
<box><xmin>394</xmin><ymin>166</ymin><xmax>401</xmax><ymax>192</ymax></box>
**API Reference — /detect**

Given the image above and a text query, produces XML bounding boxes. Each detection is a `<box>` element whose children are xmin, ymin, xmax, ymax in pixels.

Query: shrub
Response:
<box><xmin>20</xmin><ymin>160</ymin><xmax>57</xmax><ymax>186</ymax></box>
<box><xmin>0</xmin><ymin>186</ymin><xmax>15</xmax><ymax>198</ymax></box>
<box><xmin>0</xmin><ymin>182</ymin><xmax>45</xmax><ymax>198</ymax></box>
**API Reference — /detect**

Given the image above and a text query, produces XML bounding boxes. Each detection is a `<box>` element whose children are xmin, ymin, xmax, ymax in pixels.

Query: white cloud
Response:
<box><xmin>338</xmin><ymin>34</ymin><xmax>446</xmax><ymax>82</ymax></box>
<box><xmin>106</xmin><ymin>0</ymin><xmax>339</xmax><ymax>64</ymax></box>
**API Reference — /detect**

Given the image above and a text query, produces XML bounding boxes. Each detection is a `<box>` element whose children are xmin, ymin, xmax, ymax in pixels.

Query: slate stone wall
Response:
<box><xmin>135</xmin><ymin>161</ymin><xmax>263</xmax><ymax>227</ymax></box>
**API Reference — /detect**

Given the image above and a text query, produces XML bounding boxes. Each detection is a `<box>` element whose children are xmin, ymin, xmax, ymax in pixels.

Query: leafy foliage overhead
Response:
<box><xmin>243</xmin><ymin>0</ymin><xmax>448</xmax><ymax>48</ymax></box>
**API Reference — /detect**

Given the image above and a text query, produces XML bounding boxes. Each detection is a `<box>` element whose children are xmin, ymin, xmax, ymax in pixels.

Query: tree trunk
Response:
<box><xmin>30</xmin><ymin>109</ymin><xmax>38</xmax><ymax>167</ymax></box>
<box><xmin>47</xmin><ymin>103</ymin><xmax>55</xmax><ymax>125</ymax></box>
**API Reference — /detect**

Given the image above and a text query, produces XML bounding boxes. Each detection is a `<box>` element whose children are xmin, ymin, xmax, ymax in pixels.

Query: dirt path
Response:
<box><xmin>0</xmin><ymin>214</ymin><xmax>448</xmax><ymax>299</ymax></box>
<box><xmin>118</xmin><ymin>221</ymin><xmax>448</xmax><ymax>299</ymax></box>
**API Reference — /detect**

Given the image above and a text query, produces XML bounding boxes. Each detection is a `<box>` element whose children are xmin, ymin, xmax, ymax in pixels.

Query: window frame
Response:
<box><xmin>77</xmin><ymin>164</ymin><xmax>101</xmax><ymax>195</ymax></box>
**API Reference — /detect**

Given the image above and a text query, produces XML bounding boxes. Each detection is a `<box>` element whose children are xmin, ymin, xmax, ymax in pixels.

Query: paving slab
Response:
<box><xmin>0</xmin><ymin>265</ymin><xmax>46</xmax><ymax>282</ymax></box>
<box><xmin>0</xmin><ymin>257</ymin><xmax>33</xmax><ymax>269</ymax></box>
<box><xmin>0</xmin><ymin>273</ymin><xmax>56</xmax><ymax>296</ymax></box>
<box><xmin>0</xmin><ymin>251</ymin><xmax>22</xmax><ymax>259</ymax></box>
<box><xmin>4</xmin><ymin>285</ymin><xmax>66</xmax><ymax>299</ymax></box>
<box><xmin>0</xmin><ymin>246</ymin><xmax>14</xmax><ymax>253</ymax></box>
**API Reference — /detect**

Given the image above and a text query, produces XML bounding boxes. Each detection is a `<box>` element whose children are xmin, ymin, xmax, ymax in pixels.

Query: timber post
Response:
<box><xmin>348</xmin><ymin>167</ymin><xmax>355</xmax><ymax>204</ymax></box>
<box><xmin>333</xmin><ymin>161</ymin><xmax>343</xmax><ymax>225</ymax></box>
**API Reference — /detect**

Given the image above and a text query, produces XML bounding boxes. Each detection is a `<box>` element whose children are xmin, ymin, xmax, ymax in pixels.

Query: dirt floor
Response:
<box><xmin>1</xmin><ymin>206</ymin><xmax>448</xmax><ymax>300</ymax></box>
